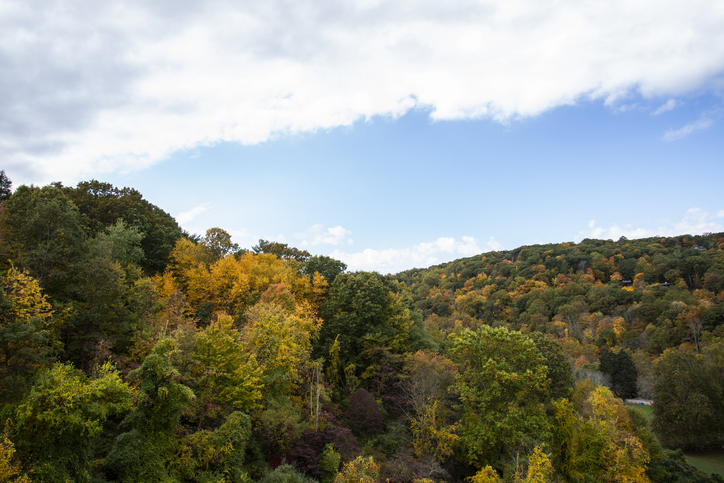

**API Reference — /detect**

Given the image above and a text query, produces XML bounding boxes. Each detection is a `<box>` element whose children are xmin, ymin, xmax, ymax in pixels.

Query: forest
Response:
<box><xmin>1</xmin><ymin>173</ymin><xmax>724</xmax><ymax>483</ymax></box>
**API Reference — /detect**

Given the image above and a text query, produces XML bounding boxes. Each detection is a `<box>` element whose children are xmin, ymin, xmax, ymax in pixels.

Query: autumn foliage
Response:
<box><xmin>1</xmin><ymin>177</ymin><xmax>724</xmax><ymax>483</ymax></box>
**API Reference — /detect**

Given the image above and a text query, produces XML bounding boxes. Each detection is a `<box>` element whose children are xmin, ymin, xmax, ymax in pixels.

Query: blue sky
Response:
<box><xmin>3</xmin><ymin>0</ymin><xmax>724</xmax><ymax>273</ymax></box>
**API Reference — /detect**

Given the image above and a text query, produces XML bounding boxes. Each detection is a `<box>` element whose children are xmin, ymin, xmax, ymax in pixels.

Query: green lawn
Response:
<box><xmin>624</xmin><ymin>402</ymin><xmax>724</xmax><ymax>477</ymax></box>
<box><xmin>624</xmin><ymin>402</ymin><xmax>653</xmax><ymax>423</ymax></box>
<box><xmin>683</xmin><ymin>450</ymin><xmax>724</xmax><ymax>477</ymax></box>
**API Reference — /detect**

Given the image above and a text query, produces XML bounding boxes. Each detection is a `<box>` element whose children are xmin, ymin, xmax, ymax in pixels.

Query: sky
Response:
<box><xmin>2</xmin><ymin>0</ymin><xmax>724</xmax><ymax>274</ymax></box>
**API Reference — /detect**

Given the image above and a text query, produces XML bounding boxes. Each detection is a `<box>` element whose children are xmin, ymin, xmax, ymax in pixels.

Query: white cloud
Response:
<box><xmin>330</xmin><ymin>235</ymin><xmax>481</xmax><ymax>273</ymax></box>
<box><xmin>673</xmin><ymin>208</ymin><xmax>724</xmax><ymax>234</ymax></box>
<box><xmin>486</xmin><ymin>236</ymin><xmax>503</xmax><ymax>251</ymax></box>
<box><xmin>663</xmin><ymin>118</ymin><xmax>714</xmax><ymax>141</ymax></box>
<box><xmin>176</xmin><ymin>203</ymin><xmax>211</xmax><ymax>225</ymax></box>
<box><xmin>228</xmin><ymin>229</ymin><xmax>251</xmax><ymax>242</ymax></box>
<box><xmin>652</xmin><ymin>99</ymin><xmax>677</xmax><ymax>115</ymax></box>
<box><xmin>295</xmin><ymin>224</ymin><xmax>352</xmax><ymax>246</ymax></box>
<box><xmin>578</xmin><ymin>208</ymin><xmax>724</xmax><ymax>241</ymax></box>
<box><xmin>3</xmin><ymin>0</ymin><xmax>724</xmax><ymax>184</ymax></box>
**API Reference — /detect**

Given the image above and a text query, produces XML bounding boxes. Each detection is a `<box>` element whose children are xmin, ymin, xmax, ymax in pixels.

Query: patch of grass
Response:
<box><xmin>682</xmin><ymin>450</ymin><xmax>724</xmax><ymax>477</ymax></box>
<box><xmin>624</xmin><ymin>402</ymin><xmax>653</xmax><ymax>423</ymax></box>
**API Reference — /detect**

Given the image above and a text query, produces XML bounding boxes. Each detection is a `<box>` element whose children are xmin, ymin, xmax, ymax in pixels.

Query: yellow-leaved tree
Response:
<box><xmin>241</xmin><ymin>285</ymin><xmax>321</xmax><ymax>397</ymax></box>
<box><xmin>0</xmin><ymin>267</ymin><xmax>60</xmax><ymax>403</ymax></box>
<box><xmin>190</xmin><ymin>314</ymin><xmax>263</xmax><ymax>413</ymax></box>
<box><xmin>550</xmin><ymin>384</ymin><xmax>650</xmax><ymax>483</ymax></box>
<box><xmin>0</xmin><ymin>437</ymin><xmax>31</xmax><ymax>483</ymax></box>
<box><xmin>333</xmin><ymin>456</ymin><xmax>380</xmax><ymax>483</ymax></box>
<box><xmin>165</xmin><ymin>238</ymin><xmax>327</xmax><ymax>318</ymax></box>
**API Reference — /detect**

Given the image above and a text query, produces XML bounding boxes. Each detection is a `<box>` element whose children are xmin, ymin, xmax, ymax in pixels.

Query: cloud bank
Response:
<box><xmin>3</xmin><ymin>0</ymin><xmax>724</xmax><ymax>184</ymax></box>
<box><xmin>579</xmin><ymin>208</ymin><xmax>724</xmax><ymax>241</ymax></box>
<box><xmin>295</xmin><ymin>224</ymin><xmax>353</xmax><ymax>246</ymax></box>
<box><xmin>331</xmin><ymin>235</ymin><xmax>482</xmax><ymax>273</ymax></box>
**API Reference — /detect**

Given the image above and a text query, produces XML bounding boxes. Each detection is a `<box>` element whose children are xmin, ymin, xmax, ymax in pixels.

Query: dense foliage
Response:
<box><xmin>1</xmin><ymin>173</ymin><xmax>723</xmax><ymax>482</ymax></box>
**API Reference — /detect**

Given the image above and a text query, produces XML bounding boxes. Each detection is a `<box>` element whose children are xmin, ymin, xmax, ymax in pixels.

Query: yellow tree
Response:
<box><xmin>468</xmin><ymin>466</ymin><xmax>503</xmax><ymax>483</ymax></box>
<box><xmin>0</xmin><ymin>268</ymin><xmax>60</xmax><ymax>402</ymax></box>
<box><xmin>208</xmin><ymin>254</ymin><xmax>251</xmax><ymax>315</ymax></box>
<box><xmin>550</xmin><ymin>386</ymin><xmax>650</xmax><ymax>483</ymax></box>
<box><xmin>333</xmin><ymin>456</ymin><xmax>380</xmax><ymax>483</ymax></box>
<box><xmin>0</xmin><ymin>437</ymin><xmax>31</xmax><ymax>483</ymax></box>
<box><xmin>403</xmin><ymin>350</ymin><xmax>457</xmax><ymax>463</ymax></box>
<box><xmin>169</xmin><ymin>238</ymin><xmax>207</xmax><ymax>285</ymax></box>
<box><xmin>511</xmin><ymin>446</ymin><xmax>554</xmax><ymax>483</ymax></box>
<box><xmin>588</xmin><ymin>387</ymin><xmax>649</xmax><ymax>482</ymax></box>
<box><xmin>410</xmin><ymin>401</ymin><xmax>458</xmax><ymax>463</ymax></box>
<box><xmin>2</xmin><ymin>267</ymin><xmax>53</xmax><ymax>324</ymax></box>
<box><xmin>241</xmin><ymin>287</ymin><xmax>321</xmax><ymax>397</ymax></box>
<box><xmin>191</xmin><ymin>314</ymin><xmax>263</xmax><ymax>413</ymax></box>
<box><xmin>167</xmin><ymin>242</ymin><xmax>326</xmax><ymax>317</ymax></box>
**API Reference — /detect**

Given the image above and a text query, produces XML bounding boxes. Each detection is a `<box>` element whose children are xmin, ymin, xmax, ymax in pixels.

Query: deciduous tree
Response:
<box><xmin>106</xmin><ymin>339</ymin><xmax>195</xmax><ymax>482</ymax></box>
<box><xmin>3</xmin><ymin>185</ymin><xmax>84</xmax><ymax>295</ymax></box>
<box><xmin>13</xmin><ymin>362</ymin><xmax>132</xmax><ymax>483</ymax></box>
<box><xmin>0</xmin><ymin>268</ymin><xmax>59</xmax><ymax>402</ymax></box>
<box><xmin>652</xmin><ymin>347</ymin><xmax>723</xmax><ymax>449</ymax></box>
<box><xmin>451</xmin><ymin>326</ymin><xmax>549</xmax><ymax>469</ymax></box>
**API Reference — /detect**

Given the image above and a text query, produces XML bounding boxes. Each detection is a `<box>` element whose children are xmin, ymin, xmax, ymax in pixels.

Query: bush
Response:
<box><xmin>344</xmin><ymin>389</ymin><xmax>382</xmax><ymax>436</ymax></box>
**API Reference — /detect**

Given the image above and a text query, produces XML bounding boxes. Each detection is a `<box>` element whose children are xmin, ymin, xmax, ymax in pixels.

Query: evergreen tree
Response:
<box><xmin>599</xmin><ymin>350</ymin><xmax>638</xmax><ymax>398</ymax></box>
<box><xmin>0</xmin><ymin>170</ymin><xmax>12</xmax><ymax>201</ymax></box>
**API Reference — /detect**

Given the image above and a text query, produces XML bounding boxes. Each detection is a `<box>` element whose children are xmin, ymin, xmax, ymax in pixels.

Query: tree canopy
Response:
<box><xmin>2</xmin><ymin>176</ymin><xmax>724</xmax><ymax>483</ymax></box>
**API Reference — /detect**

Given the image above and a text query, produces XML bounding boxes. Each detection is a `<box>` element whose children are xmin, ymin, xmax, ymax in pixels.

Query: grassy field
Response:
<box><xmin>624</xmin><ymin>402</ymin><xmax>652</xmax><ymax>422</ymax></box>
<box><xmin>625</xmin><ymin>402</ymin><xmax>724</xmax><ymax>477</ymax></box>
<box><xmin>682</xmin><ymin>450</ymin><xmax>724</xmax><ymax>477</ymax></box>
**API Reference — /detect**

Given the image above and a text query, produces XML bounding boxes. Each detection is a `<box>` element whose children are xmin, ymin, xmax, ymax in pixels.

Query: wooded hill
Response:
<box><xmin>0</xmin><ymin>174</ymin><xmax>723</xmax><ymax>483</ymax></box>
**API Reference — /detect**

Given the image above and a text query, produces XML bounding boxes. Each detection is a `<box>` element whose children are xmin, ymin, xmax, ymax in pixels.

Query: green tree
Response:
<box><xmin>13</xmin><ymin>362</ymin><xmax>132</xmax><ymax>483</ymax></box>
<box><xmin>174</xmin><ymin>411</ymin><xmax>253</xmax><ymax>483</ymax></box>
<box><xmin>451</xmin><ymin>326</ymin><xmax>549</xmax><ymax>469</ymax></box>
<box><xmin>651</xmin><ymin>348</ymin><xmax>723</xmax><ymax>449</ymax></box>
<box><xmin>550</xmin><ymin>387</ymin><xmax>650</xmax><ymax>483</ymax></box>
<box><xmin>189</xmin><ymin>314</ymin><xmax>262</xmax><ymax>414</ymax></box>
<box><xmin>3</xmin><ymin>185</ymin><xmax>84</xmax><ymax>295</ymax></box>
<box><xmin>252</xmin><ymin>239</ymin><xmax>311</xmax><ymax>262</ymax></box>
<box><xmin>303</xmin><ymin>255</ymin><xmax>347</xmax><ymax>285</ymax></box>
<box><xmin>64</xmin><ymin>241</ymin><xmax>137</xmax><ymax>367</ymax></box>
<box><xmin>63</xmin><ymin>180</ymin><xmax>183</xmax><ymax>274</ymax></box>
<box><xmin>88</xmin><ymin>219</ymin><xmax>145</xmax><ymax>269</ymax></box>
<box><xmin>201</xmin><ymin>227</ymin><xmax>239</xmax><ymax>263</ymax></box>
<box><xmin>0</xmin><ymin>171</ymin><xmax>12</xmax><ymax>202</ymax></box>
<box><xmin>318</xmin><ymin>272</ymin><xmax>415</xmax><ymax>386</ymax></box>
<box><xmin>258</xmin><ymin>463</ymin><xmax>318</xmax><ymax>483</ymax></box>
<box><xmin>106</xmin><ymin>339</ymin><xmax>195</xmax><ymax>482</ymax></box>
<box><xmin>599</xmin><ymin>350</ymin><xmax>638</xmax><ymax>398</ymax></box>
<box><xmin>528</xmin><ymin>332</ymin><xmax>574</xmax><ymax>401</ymax></box>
